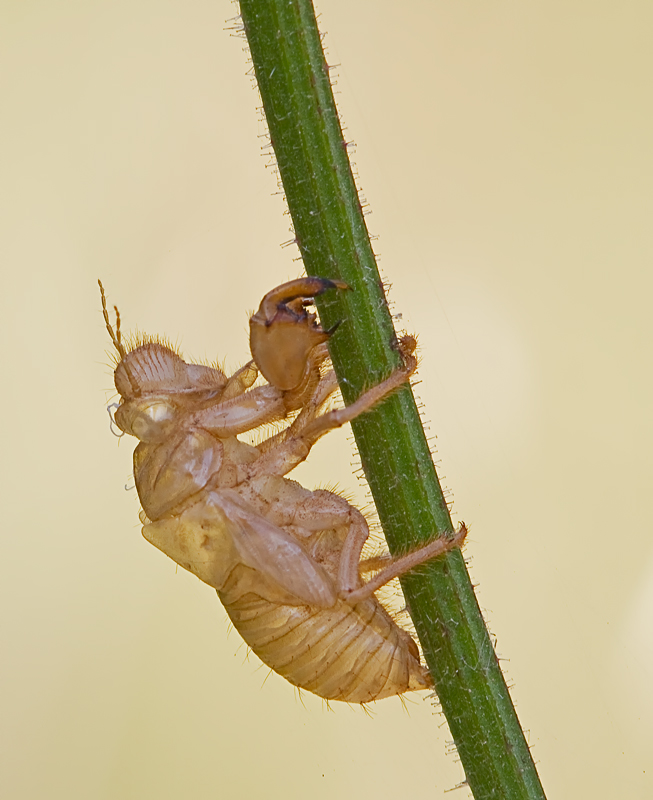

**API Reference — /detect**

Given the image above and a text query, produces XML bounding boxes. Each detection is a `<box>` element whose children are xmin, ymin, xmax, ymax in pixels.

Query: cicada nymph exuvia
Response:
<box><xmin>101</xmin><ymin>277</ymin><xmax>466</xmax><ymax>703</ymax></box>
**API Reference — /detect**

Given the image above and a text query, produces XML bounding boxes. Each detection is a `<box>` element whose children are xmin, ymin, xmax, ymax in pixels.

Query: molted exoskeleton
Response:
<box><xmin>101</xmin><ymin>279</ymin><xmax>466</xmax><ymax>703</ymax></box>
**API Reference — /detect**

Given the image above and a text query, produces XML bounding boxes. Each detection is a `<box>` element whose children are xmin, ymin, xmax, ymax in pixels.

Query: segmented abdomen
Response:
<box><xmin>219</xmin><ymin>576</ymin><xmax>432</xmax><ymax>703</ymax></box>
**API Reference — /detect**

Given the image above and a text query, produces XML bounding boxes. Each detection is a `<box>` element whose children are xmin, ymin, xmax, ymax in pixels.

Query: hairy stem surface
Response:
<box><xmin>237</xmin><ymin>2</ymin><xmax>546</xmax><ymax>798</ymax></box>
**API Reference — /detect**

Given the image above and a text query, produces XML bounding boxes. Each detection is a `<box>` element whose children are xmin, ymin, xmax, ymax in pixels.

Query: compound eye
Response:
<box><xmin>116</xmin><ymin>400</ymin><xmax>177</xmax><ymax>443</ymax></box>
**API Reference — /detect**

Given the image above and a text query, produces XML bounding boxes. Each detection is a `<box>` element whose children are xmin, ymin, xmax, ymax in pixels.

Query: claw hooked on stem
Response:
<box><xmin>249</xmin><ymin>277</ymin><xmax>349</xmax><ymax>393</ymax></box>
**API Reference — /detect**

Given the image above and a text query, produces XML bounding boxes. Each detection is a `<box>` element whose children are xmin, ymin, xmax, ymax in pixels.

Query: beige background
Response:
<box><xmin>2</xmin><ymin>1</ymin><xmax>651</xmax><ymax>797</ymax></box>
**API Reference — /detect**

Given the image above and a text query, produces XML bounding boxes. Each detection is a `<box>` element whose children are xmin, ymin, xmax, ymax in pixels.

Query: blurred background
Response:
<box><xmin>2</xmin><ymin>1</ymin><xmax>651</xmax><ymax>797</ymax></box>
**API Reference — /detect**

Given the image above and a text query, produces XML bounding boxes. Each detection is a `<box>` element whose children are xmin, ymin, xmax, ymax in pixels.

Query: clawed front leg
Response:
<box><xmin>249</xmin><ymin>277</ymin><xmax>348</xmax><ymax>404</ymax></box>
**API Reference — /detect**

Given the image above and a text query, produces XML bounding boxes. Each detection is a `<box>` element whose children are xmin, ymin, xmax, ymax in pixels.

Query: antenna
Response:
<box><xmin>98</xmin><ymin>279</ymin><xmax>127</xmax><ymax>359</ymax></box>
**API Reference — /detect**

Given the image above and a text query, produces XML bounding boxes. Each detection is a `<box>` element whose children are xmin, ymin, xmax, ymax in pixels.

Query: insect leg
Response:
<box><xmin>342</xmin><ymin>524</ymin><xmax>468</xmax><ymax>604</ymax></box>
<box><xmin>193</xmin><ymin>385</ymin><xmax>290</xmax><ymax>438</ymax></box>
<box><xmin>287</xmin><ymin>489</ymin><xmax>372</xmax><ymax>595</ymax></box>
<box><xmin>245</xmin><ymin>342</ymin><xmax>417</xmax><ymax>480</ymax></box>
<box><xmin>255</xmin><ymin>368</ymin><xmax>339</xmax><ymax>456</ymax></box>
<box><xmin>220</xmin><ymin>360</ymin><xmax>259</xmax><ymax>401</ymax></box>
<box><xmin>250</xmin><ymin>277</ymin><xmax>348</xmax><ymax>395</ymax></box>
<box><xmin>253</xmin><ymin>277</ymin><xmax>349</xmax><ymax>325</ymax></box>
<box><xmin>291</xmin><ymin>493</ymin><xmax>466</xmax><ymax>601</ymax></box>
<box><xmin>336</xmin><ymin>507</ymin><xmax>372</xmax><ymax>595</ymax></box>
<box><xmin>284</xmin><ymin>485</ymin><xmax>466</xmax><ymax>602</ymax></box>
<box><xmin>298</xmin><ymin>337</ymin><xmax>417</xmax><ymax>444</ymax></box>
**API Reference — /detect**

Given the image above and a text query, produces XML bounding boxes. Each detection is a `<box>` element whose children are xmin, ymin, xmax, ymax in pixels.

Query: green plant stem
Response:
<box><xmin>237</xmin><ymin>2</ymin><xmax>547</xmax><ymax>798</ymax></box>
